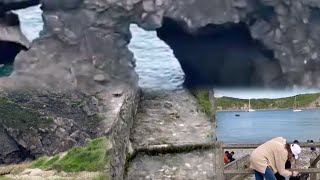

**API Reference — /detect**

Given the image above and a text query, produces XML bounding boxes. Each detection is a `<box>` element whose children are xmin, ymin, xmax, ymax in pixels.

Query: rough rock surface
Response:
<box><xmin>0</xmin><ymin>0</ymin><xmax>39</xmax><ymax>12</ymax></box>
<box><xmin>0</xmin><ymin>125</ymin><xmax>22</xmax><ymax>164</ymax></box>
<box><xmin>0</xmin><ymin>18</ymin><xmax>29</xmax><ymax>48</ymax></box>
<box><xmin>131</xmin><ymin>89</ymin><xmax>213</xmax><ymax>147</ymax></box>
<box><xmin>127</xmin><ymin>89</ymin><xmax>215</xmax><ymax>179</ymax></box>
<box><xmin>1</xmin><ymin>0</ymin><xmax>320</xmax><ymax>89</ymax></box>
<box><xmin>128</xmin><ymin>150</ymin><xmax>215</xmax><ymax>180</ymax></box>
<box><xmin>3</xmin><ymin>0</ymin><xmax>320</xmax><ymax>179</ymax></box>
<box><xmin>157</xmin><ymin>20</ymin><xmax>283</xmax><ymax>88</ymax></box>
<box><xmin>0</xmin><ymin>85</ymin><xmax>140</xmax><ymax>180</ymax></box>
<box><xmin>0</xmin><ymin>90</ymin><xmax>100</xmax><ymax>162</ymax></box>
<box><xmin>161</xmin><ymin>0</ymin><xmax>320</xmax><ymax>82</ymax></box>
<box><xmin>106</xmin><ymin>85</ymin><xmax>140</xmax><ymax>179</ymax></box>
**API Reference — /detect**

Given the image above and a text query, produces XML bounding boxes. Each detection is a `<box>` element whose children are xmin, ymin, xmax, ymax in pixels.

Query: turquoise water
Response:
<box><xmin>13</xmin><ymin>6</ymin><xmax>184</xmax><ymax>90</ymax></box>
<box><xmin>0</xmin><ymin>64</ymin><xmax>13</xmax><ymax>77</ymax></box>
<box><xmin>217</xmin><ymin>109</ymin><xmax>320</xmax><ymax>144</ymax></box>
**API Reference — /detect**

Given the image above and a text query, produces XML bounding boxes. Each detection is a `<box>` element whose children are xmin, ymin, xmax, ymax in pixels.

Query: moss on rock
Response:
<box><xmin>0</xmin><ymin>96</ymin><xmax>53</xmax><ymax>129</ymax></box>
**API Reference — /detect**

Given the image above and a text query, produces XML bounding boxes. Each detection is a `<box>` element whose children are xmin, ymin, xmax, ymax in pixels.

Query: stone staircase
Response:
<box><xmin>127</xmin><ymin>89</ymin><xmax>216</xmax><ymax>179</ymax></box>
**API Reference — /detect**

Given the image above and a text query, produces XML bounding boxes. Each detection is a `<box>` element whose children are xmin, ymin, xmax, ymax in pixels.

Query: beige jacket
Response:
<box><xmin>249</xmin><ymin>137</ymin><xmax>292</xmax><ymax>177</ymax></box>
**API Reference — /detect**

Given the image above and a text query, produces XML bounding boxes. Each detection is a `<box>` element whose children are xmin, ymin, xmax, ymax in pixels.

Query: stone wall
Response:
<box><xmin>99</xmin><ymin>86</ymin><xmax>140</xmax><ymax>179</ymax></box>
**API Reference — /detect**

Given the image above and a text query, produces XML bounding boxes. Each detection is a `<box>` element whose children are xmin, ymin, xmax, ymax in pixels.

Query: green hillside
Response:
<box><xmin>215</xmin><ymin>93</ymin><xmax>320</xmax><ymax>110</ymax></box>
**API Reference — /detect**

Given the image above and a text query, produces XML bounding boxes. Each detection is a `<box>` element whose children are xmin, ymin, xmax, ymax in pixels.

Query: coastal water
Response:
<box><xmin>217</xmin><ymin>109</ymin><xmax>320</xmax><ymax>144</ymax></box>
<box><xmin>10</xmin><ymin>6</ymin><xmax>185</xmax><ymax>89</ymax></box>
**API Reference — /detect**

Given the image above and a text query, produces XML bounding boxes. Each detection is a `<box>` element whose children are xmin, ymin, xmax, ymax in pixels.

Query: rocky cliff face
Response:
<box><xmin>2</xmin><ymin>0</ymin><xmax>320</xmax><ymax>89</ymax></box>
<box><xmin>2</xmin><ymin>0</ymin><xmax>320</xmax><ymax>178</ymax></box>
<box><xmin>0</xmin><ymin>86</ymin><xmax>140</xmax><ymax>179</ymax></box>
<box><xmin>156</xmin><ymin>0</ymin><xmax>320</xmax><ymax>88</ymax></box>
<box><xmin>0</xmin><ymin>90</ymin><xmax>100</xmax><ymax>163</ymax></box>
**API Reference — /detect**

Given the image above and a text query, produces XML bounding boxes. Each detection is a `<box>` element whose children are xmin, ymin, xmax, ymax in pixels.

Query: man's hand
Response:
<box><xmin>292</xmin><ymin>171</ymin><xmax>299</xmax><ymax>177</ymax></box>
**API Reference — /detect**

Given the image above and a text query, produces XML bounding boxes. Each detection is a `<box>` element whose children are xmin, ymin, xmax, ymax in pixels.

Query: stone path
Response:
<box><xmin>128</xmin><ymin>150</ymin><xmax>215</xmax><ymax>180</ymax></box>
<box><xmin>131</xmin><ymin>89</ymin><xmax>214</xmax><ymax>147</ymax></box>
<box><xmin>5</xmin><ymin>169</ymin><xmax>103</xmax><ymax>180</ymax></box>
<box><xmin>127</xmin><ymin>89</ymin><xmax>215</xmax><ymax>180</ymax></box>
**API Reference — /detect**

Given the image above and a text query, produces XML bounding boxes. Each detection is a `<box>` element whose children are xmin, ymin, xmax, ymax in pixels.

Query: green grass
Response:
<box><xmin>31</xmin><ymin>137</ymin><xmax>112</xmax><ymax>172</ymax></box>
<box><xmin>31</xmin><ymin>156</ymin><xmax>49</xmax><ymax>168</ymax></box>
<box><xmin>215</xmin><ymin>93</ymin><xmax>320</xmax><ymax>110</ymax></box>
<box><xmin>42</xmin><ymin>155</ymin><xmax>60</xmax><ymax>167</ymax></box>
<box><xmin>190</xmin><ymin>89</ymin><xmax>213</xmax><ymax>117</ymax></box>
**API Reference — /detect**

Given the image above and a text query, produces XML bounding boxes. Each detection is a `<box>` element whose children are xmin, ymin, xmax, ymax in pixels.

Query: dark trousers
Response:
<box><xmin>274</xmin><ymin>160</ymin><xmax>291</xmax><ymax>180</ymax></box>
<box><xmin>254</xmin><ymin>167</ymin><xmax>277</xmax><ymax>180</ymax></box>
<box><xmin>273</xmin><ymin>161</ymin><xmax>309</xmax><ymax>180</ymax></box>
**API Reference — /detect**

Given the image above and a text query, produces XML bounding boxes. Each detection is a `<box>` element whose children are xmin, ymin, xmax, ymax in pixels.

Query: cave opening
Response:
<box><xmin>0</xmin><ymin>5</ymin><xmax>42</xmax><ymax>77</ymax></box>
<box><xmin>0</xmin><ymin>41</ymin><xmax>26</xmax><ymax>76</ymax></box>
<box><xmin>156</xmin><ymin>18</ymin><xmax>284</xmax><ymax>89</ymax></box>
<box><xmin>0</xmin><ymin>12</ymin><xmax>27</xmax><ymax>77</ymax></box>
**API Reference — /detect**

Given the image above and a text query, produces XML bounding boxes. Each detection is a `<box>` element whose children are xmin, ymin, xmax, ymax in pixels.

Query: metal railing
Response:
<box><xmin>214</xmin><ymin>141</ymin><xmax>320</xmax><ymax>180</ymax></box>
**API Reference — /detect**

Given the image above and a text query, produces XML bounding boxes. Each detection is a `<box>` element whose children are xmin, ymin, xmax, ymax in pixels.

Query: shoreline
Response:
<box><xmin>217</xmin><ymin>107</ymin><xmax>320</xmax><ymax>112</ymax></box>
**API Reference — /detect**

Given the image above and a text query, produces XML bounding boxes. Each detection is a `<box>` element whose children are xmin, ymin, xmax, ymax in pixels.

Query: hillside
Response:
<box><xmin>215</xmin><ymin>93</ymin><xmax>320</xmax><ymax>111</ymax></box>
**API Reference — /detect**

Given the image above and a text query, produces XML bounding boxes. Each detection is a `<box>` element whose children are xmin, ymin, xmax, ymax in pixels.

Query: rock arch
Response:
<box><xmin>0</xmin><ymin>12</ymin><xmax>29</xmax><ymax>72</ymax></box>
<box><xmin>1</xmin><ymin>0</ymin><xmax>320</xmax><ymax>90</ymax></box>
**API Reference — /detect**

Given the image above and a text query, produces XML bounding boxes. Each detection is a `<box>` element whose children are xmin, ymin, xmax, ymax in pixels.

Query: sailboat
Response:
<box><xmin>248</xmin><ymin>99</ymin><xmax>255</xmax><ymax>112</ymax></box>
<box><xmin>293</xmin><ymin>96</ymin><xmax>302</xmax><ymax>112</ymax></box>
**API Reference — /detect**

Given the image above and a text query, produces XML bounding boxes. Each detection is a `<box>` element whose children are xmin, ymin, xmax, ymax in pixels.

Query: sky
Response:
<box><xmin>214</xmin><ymin>88</ymin><xmax>320</xmax><ymax>99</ymax></box>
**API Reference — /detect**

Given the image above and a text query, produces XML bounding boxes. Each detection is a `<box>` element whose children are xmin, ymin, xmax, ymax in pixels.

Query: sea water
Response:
<box><xmin>217</xmin><ymin>109</ymin><xmax>320</xmax><ymax>144</ymax></box>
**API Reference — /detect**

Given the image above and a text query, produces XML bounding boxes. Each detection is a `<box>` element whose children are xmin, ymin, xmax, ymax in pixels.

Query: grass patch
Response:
<box><xmin>42</xmin><ymin>155</ymin><xmax>60</xmax><ymax>167</ymax></box>
<box><xmin>31</xmin><ymin>137</ymin><xmax>112</xmax><ymax>172</ymax></box>
<box><xmin>190</xmin><ymin>89</ymin><xmax>213</xmax><ymax>117</ymax></box>
<box><xmin>30</xmin><ymin>156</ymin><xmax>49</xmax><ymax>168</ymax></box>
